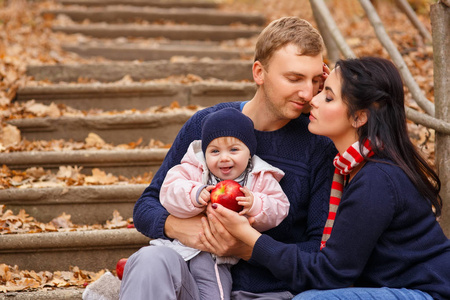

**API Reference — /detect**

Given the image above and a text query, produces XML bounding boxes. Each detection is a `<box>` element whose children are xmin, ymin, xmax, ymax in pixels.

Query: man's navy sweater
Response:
<box><xmin>133</xmin><ymin>101</ymin><xmax>336</xmax><ymax>293</ymax></box>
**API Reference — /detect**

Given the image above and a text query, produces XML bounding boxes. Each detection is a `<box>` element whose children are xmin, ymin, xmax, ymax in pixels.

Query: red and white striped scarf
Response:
<box><xmin>320</xmin><ymin>140</ymin><xmax>374</xmax><ymax>250</ymax></box>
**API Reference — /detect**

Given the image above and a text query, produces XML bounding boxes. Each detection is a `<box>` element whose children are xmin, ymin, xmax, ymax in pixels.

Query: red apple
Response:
<box><xmin>210</xmin><ymin>180</ymin><xmax>244</xmax><ymax>212</ymax></box>
<box><xmin>116</xmin><ymin>258</ymin><xmax>128</xmax><ymax>280</ymax></box>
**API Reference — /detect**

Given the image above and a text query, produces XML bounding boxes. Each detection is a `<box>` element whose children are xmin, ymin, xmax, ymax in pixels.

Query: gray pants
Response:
<box><xmin>189</xmin><ymin>251</ymin><xmax>232</xmax><ymax>300</ymax></box>
<box><xmin>119</xmin><ymin>246</ymin><xmax>294</xmax><ymax>300</ymax></box>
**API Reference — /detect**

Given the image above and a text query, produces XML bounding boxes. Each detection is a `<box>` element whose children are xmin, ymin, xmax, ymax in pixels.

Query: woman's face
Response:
<box><xmin>308</xmin><ymin>69</ymin><xmax>357</xmax><ymax>148</ymax></box>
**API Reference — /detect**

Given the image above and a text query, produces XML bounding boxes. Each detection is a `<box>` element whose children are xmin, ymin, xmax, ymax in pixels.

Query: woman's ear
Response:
<box><xmin>353</xmin><ymin>110</ymin><xmax>368</xmax><ymax>128</ymax></box>
<box><xmin>252</xmin><ymin>61</ymin><xmax>264</xmax><ymax>85</ymax></box>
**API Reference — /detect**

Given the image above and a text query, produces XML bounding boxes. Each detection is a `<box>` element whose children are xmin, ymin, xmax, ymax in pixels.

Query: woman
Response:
<box><xmin>201</xmin><ymin>57</ymin><xmax>450</xmax><ymax>299</ymax></box>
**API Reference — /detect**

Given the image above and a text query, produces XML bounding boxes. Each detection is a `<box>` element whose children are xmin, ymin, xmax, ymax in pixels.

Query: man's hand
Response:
<box><xmin>164</xmin><ymin>214</ymin><xmax>208</xmax><ymax>251</ymax></box>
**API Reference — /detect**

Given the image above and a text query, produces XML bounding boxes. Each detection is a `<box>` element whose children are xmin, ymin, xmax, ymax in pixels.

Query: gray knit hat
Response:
<box><xmin>201</xmin><ymin>108</ymin><xmax>257</xmax><ymax>156</ymax></box>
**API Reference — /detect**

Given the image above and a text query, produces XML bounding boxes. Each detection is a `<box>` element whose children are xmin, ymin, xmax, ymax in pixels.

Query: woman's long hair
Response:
<box><xmin>335</xmin><ymin>57</ymin><xmax>442</xmax><ymax>215</ymax></box>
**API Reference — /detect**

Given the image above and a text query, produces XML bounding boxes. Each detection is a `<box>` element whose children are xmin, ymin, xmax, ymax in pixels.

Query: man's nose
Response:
<box><xmin>297</xmin><ymin>81</ymin><xmax>314</xmax><ymax>102</ymax></box>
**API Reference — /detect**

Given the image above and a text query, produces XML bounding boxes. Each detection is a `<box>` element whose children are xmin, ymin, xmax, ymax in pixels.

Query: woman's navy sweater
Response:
<box><xmin>252</xmin><ymin>159</ymin><xmax>450</xmax><ymax>299</ymax></box>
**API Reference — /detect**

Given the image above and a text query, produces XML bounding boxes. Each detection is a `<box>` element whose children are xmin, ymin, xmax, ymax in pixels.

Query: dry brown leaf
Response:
<box><xmin>85</xmin><ymin>132</ymin><xmax>106</xmax><ymax>148</ymax></box>
<box><xmin>105</xmin><ymin>210</ymin><xmax>128</xmax><ymax>229</ymax></box>
<box><xmin>51</xmin><ymin>212</ymin><xmax>73</xmax><ymax>229</ymax></box>
<box><xmin>84</xmin><ymin>168</ymin><xmax>118</xmax><ymax>185</ymax></box>
<box><xmin>0</xmin><ymin>124</ymin><xmax>21</xmax><ymax>147</ymax></box>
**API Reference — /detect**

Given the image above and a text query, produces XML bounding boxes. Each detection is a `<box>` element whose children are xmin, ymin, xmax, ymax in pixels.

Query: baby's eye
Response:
<box><xmin>230</xmin><ymin>147</ymin><xmax>239</xmax><ymax>152</ymax></box>
<box><xmin>210</xmin><ymin>149</ymin><xmax>219</xmax><ymax>154</ymax></box>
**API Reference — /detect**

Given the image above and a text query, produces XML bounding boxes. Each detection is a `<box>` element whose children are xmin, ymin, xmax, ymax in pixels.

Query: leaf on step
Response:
<box><xmin>170</xmin><ymin>101</ymin><xmax>180</xmax><ymax>109</ymax></box>
<box><xmin>25</xmin><ymin>167</ymin><xmax>48</xmax><ymax>179</ymax></box>
<box><xmin>84</xmin><ymin>168</ymin><xmax>118</xmax><ymax>185</ymax></box>
<box><xmin>0</xmin><ymin>124</ymin><xmax>21</xmax><ymax>147</ymax></box>
<box><xmin>56</xmin><ymin>165</ymin><xmax>83</xmax><ymax>182</ymax></box>
<box><xmin>85</xmin><ymin>132</ymin><xmax>106</xmax><ymax>148</ymax></box>
<box><xmin>51</xmin><ymin>212</ymin><xmax>73</xmax><ymax>229</ymax></box>
<box><xmin>105</xmin><ymin>210</ymin><xmax>128</xmax><ymax>229</ymax></box>
<box><xmin>24</xmin><ymin>101</ymin><xmax>61</xmax><ymax>117</ymax></box>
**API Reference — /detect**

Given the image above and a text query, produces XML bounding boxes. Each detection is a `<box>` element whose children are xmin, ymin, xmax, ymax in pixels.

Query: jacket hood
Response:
<box><xmin>181</xmin><ymin>140</ymin><xmax>285</xmax><ymax>183</ymax></box>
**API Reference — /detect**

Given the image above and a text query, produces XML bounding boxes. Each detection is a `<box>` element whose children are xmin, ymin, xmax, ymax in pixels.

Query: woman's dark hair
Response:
<box><xmin>335</xmin><ymin>57</ymin><xmax>442</xmax><ymax>215</ymax></box>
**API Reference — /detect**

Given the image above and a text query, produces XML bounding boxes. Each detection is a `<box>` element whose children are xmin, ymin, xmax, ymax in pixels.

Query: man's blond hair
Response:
<box><xmin>254</xmin><ymin>17</ymin><xmax>324</xmax><ymax>69</ymax></box>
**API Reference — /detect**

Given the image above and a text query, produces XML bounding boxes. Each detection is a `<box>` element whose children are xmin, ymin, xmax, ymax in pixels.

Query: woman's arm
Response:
<box><xmin>202</xmin><ymin>166</ymin><xmax>397</xmax><ymax>290</ymax></box>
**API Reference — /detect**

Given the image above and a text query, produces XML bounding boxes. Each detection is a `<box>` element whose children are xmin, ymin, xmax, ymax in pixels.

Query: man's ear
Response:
<box><xmin>252</xmin><ymin>61</ymin><xmax>264</xmax><ymax>85</ymax></box>
<box><xmin>353</xmin><ymin>110</ymin><xmax>368</xmax><ymax>128</ymax></box>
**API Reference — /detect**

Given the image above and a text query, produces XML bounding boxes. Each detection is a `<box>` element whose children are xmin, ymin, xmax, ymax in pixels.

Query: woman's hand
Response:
<box><xmin>199</xmin><ymin>203</ymin><xmax>261</xmax><ymax>260</ymax></box>
<box><xmin>318</xmin><ymin>62</ymin><xmax>331</xmax><ymax>93</ymax></box>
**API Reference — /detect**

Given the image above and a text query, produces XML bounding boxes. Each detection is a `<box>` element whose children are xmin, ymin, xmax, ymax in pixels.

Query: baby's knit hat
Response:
<box><xmin>201</xmin><ymin>107</ymin><xmax>257</xmax><ymax>157</ymax></box>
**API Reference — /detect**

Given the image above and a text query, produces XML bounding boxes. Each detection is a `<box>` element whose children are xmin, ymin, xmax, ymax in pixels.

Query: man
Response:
<box><xmin>120</xmin><ymin>17</ymin><xmax>335</xmax><ymax>299</ymax></box>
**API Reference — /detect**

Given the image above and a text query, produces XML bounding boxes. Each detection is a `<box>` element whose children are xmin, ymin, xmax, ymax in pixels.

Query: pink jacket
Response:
<box><xmin>160</xmin><ymin>140</ymin><xmax>290</xmax><ymax>232</ymax></box>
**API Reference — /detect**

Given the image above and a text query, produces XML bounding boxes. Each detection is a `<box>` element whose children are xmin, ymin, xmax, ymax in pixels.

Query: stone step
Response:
<box><xmin>44</xmin><ymin>6</ymin><xmax>265</xmax><ymax>26</ymax></box>
<box><xmin>60</xmin><ymin>42</ymin><xmax>253</xmax><ymax>61</ymax></box>
<box><xmin>1</xmin><ymin>184</ymin><xmax>147</xmax><ymax>224</ymax></box>
<box><xmin>58</xmin><ymin>0</ymin><xmax>219</xmax><ymax>9</ymax></box>
<box><xmin>26</xmin><ymin>60</ymin><xmax>253</xmax><ymax>82</ymax></box>
<box><xmin>6</xmin><ymin>110</ymin><xmax>195</xmax><ymax>145</ymax></box>
<box><xmin>0</xmin><ymin>228</ymin><xmax>150</xmax><ymax>271</ymax></box>
<box><xmin>15</xmin><ymin>82</ymin><xmax>255</xmax><ymax>110</ymax></box>
<box><xmin>0</xmin><ymin>288</ymin><xmax>83</xmax><ymax>300</ymax></box>
<box><xmin>51</xmin><ymin>23</ymin><xmax>262</xmax><ymax>40</ymax></box>
<box><xmin>0</xmin><ymin>148</ymin><xmax>168</xmax><ymax>177</ymax></box>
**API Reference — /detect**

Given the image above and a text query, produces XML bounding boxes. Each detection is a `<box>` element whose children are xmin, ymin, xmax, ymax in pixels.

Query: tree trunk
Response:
<box><xmin>394</xmin><ymin>0</ymin><xmax>432</xmax><ymax>42</ymax></box>
<box><xmin>310</xmin><ymin>1</ymin><xmax>340</xmax><ymax>65</ymax></box>
<box><xmin>308</xmin><ymin>0</ymin><xmax>356</xmax><ymax>59</ymax></box>
<box><xmin>358</xmin><ymin>0</ymin><xmax>435</xmax><ymax>117</ymax></box>
<box><xmin>431</xmin><ymin>2</ymin><xmax>450</xmax><ymax>237</ymax></box>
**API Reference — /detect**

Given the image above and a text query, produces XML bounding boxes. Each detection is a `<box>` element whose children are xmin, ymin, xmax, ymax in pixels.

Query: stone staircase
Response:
<box><xmin>1</xmin><ymin>0</ymin><xmax>264</xmax><ymax>297</ymax></box>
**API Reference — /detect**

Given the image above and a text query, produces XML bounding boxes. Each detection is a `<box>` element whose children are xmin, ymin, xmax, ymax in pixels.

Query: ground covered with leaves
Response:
<box><xmin>0</xmin><ymin>204</ymin><xmax>131</xmax><ymax>292</ymax></box>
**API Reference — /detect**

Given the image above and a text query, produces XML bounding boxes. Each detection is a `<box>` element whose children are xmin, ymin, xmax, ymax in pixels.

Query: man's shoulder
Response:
<box><xmin>185</xmin><ymin>102</ymin><xmax>241</xmax><ymax>131</ymax></box>
<box><xmin>196</xmin><ymin>102</ymin><xmax>241</xmax><ymax>115</ymax></box>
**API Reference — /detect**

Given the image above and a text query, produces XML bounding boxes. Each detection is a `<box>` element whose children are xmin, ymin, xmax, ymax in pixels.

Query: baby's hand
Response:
<box><xmin>236</xmin><ymin>187</ymin><xmax>254</xmax><ymax>215</ymax></box>
<box><xmin>198</xmin><ymin>185</ymin><xmax>215</xmax><ymax>206</ymax></box>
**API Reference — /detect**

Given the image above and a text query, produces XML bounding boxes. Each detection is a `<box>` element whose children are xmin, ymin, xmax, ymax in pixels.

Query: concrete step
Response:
<box><xmin>0</xmin><ymin>228</ymin><xmax>150</xmax><ymax>271</ymax></box>
<box><xmin>60</xmin><ymin>41</ymin><xmax>253</xmax><ymax>61</ymax></box>
<box><xmin>6</xmin><ymin>109</ymin><xmax>195</xmax><ymax>145</ymax></box>
<box><xmin>0</xmin><ymin>148</ymin><xmax>168</xmax><ymax>177</ymax></box>
<box><xmin>15</xmin><ymin>82</ymin><xmax>255</xmax><ymax>110</ymax></box>
<box><xmin>0</xmin><ymin>288</ymin><xmax>83</xmax><ymax>300</ymax></box>
<box><xmin>51</xmin><ymin>23</ymin><xmax>262</xmax><ymax>40</ymax></box>
<box><xmin>44</xmin><ymin>6</ymin><xmax>265</xmax><ymax>26</ymax></box>
<box><xmin>58</xmin><ymin>0</ymin><xmax>219</xmax><ymax>9</ymax></box>
<box><xmin>26</xmin><ymin>60</ymin><xmax>253</xmax><ymax>82</ymax></box>
<box><xmin>1</xmin><ymin>184</ymin><xmax>147</xmax><ymax>224</ymax></box>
